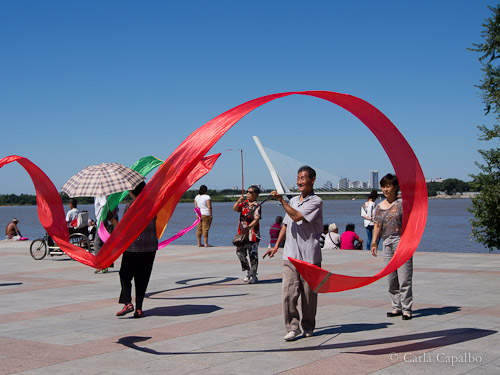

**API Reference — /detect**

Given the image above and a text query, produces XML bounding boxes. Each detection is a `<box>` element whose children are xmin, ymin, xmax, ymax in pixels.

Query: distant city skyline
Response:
<box><xmin>230</xmin><ymin>169</ymin><xmax>383</xmax><ymax>192</ymax></box>
<box><xmin>194</xmin><ymin>169</ymin><xmax>462</xmax><ymax>192</ymax></box>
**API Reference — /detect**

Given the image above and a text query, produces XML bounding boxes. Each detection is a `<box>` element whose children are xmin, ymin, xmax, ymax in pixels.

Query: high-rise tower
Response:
<box><xmin>369</xmin><ymin>170</ymin><xmax>379</xmax><ymax>189</ymax></box>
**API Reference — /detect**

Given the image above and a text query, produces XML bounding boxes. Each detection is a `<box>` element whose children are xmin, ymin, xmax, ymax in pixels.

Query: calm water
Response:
<box><xmin>0</xmin><ymin>199</ymin><xmax>491</xmax><ymax>253</ymax></box>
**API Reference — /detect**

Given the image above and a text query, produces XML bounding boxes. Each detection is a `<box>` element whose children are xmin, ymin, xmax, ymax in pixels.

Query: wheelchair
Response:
<box><xmin>29</xmin><ymin>211</ymin><xmax>93</xmax><ymax>260</ymax></box>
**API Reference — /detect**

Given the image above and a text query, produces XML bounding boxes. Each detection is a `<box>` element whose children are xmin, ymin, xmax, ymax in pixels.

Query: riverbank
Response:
<box><xmin>429</xmin><ymin>193</ymin><xmax>478</xmax><ymax>199</ymax></box>
<box><xmin>0</xmin><ymin>241</ymin><xmax>499</xmax><ymax>374</ymax></box>
<box><xmin>0</xmin><ymin>193</ymin><xmax>478</xmax><ymax>207</ymax></box>
<box><xmin>1</xmin><ymin>199</ymin><xmax>494</xmax><ymax>254</ymax></box>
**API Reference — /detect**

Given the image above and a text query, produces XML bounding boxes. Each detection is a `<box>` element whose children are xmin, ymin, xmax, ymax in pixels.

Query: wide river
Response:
<box><xmin>0</xmin><ymin>198</ymin><xmax>492</xmax><ymax>254</ymax></box>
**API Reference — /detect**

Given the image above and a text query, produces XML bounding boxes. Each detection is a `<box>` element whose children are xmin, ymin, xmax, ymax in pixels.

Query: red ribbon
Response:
<box><xmin>97</xmin><ymin>207</ymin><xmax>201</xmax><ymax>250</ymax></box>
<box><xmin>0</xmin><ymin>91</ymin><xmax>427</xmax><ymax>291</ymax></box>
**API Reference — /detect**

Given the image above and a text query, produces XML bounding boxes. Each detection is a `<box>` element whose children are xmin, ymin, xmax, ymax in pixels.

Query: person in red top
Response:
<box><xmin>269</xmin><ymin>216</ymin><xmax>283</xmax><ymax>248</ymax></box>
<box><xmin>232</xmin><ymin>185</ymin><xmax>261</xmax><ymax>284</ymax></box>
<box><xmin>340</xmin><ymin>223</ymin><xmax>363</xmax><ymax>250</ymax></box>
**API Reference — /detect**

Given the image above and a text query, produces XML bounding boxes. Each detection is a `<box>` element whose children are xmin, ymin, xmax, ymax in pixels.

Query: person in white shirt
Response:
<box><xmin>66</xmin><ymin>198</ymin><xmax>80</xmax><ymax>232</ymax></box>
<box><xmin>361</xmin><ymin>189</ymin><xmax>378</xmax><ymax>250</ymax></box>
<box><xmin>194</xmin><ymin>185</ymin><xmax>213</xmax><ymax>247</ymax></box>
<box><xmin>93</xmin><ymin>196</ymin><xmax>118</xmax><ymax>274</ymax></box>
<box><xmin>322</xmin><ymin>223</ymin><xmax>340</xmax><ymax>250</ymax></box>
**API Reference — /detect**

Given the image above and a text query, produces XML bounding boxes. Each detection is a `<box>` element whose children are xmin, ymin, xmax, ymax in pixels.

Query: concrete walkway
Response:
<box><xmin>0</xmin><ymin>240</ymin><xmax>499</xmax><ymax>375</ymax></box>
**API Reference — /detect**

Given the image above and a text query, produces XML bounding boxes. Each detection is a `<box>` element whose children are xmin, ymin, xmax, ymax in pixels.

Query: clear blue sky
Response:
<box><xmin>1</xmin><ymin>0</ymin><xmax>496</xmax><ymax>194</ymax></box>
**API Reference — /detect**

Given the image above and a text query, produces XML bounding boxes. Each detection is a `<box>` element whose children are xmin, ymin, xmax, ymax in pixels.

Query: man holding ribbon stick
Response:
<box><xmin>263</xmin><ymin>165</ymin><xmax>323</xmax><ymax>341</ymax></box>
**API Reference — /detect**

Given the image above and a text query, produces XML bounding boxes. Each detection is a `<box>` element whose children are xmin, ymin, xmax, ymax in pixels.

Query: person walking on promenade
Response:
<box><xmin>371</xmin><ymin>173</ymin><xmax>413</xmax><ymax>320</ymax></box>
<box><xmin>194</xmin><ymin>185</ymin><xmax>213</xmax><ymax>247</ymax></box>
<box><xmin>269</xmin><ymin>215</ymin><xmax>283</xmax><ymax>248</ymax></box>
<box><xmin>263</xmin><ymin>166</ymin><xmax>323</xmax><ymax>341</ymax></box>
<box><xmin>116</xmin><ymin>181</ymin><xmax>157</xmax><ymax>318</ymax></box>
<box><xmin>233</xmin><ymin>185</ymin><xmax>261</xmax><ymax>284</ymax></box>
<box><xmin>5</xmin><ymin>218</ymin><xmax>23</xmax><ymax>240</ymax></box>
<box><xmin>93</xmin><ymin>196</ymin><xmax>118</xmax><ymax>274</ymax></box>
<box><xmin>361</xmin><ymin>189</ymin><xmax>378</xmax><ymax>249</ymax></box>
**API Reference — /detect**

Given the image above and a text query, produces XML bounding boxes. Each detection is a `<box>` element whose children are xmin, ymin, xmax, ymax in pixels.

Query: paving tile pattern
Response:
<box><xmin>0</xmin><ymin>240</ymin><xmax>499</xmax><ymax>374</ymax></box>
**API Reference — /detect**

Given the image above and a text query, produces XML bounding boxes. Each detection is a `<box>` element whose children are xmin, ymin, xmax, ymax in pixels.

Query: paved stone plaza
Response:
<box><xmin>0</xmin><ymin>241</ymin><xmax>499</xmax><ymax>374</ymax></box>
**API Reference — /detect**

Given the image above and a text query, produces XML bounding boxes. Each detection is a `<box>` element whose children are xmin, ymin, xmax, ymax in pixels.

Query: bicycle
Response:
<box><xmin>29</xmin><ymin>231</ymin><xmax>92</xmax><ymax>260</ymax></box>
<box><xmin>30</xmin><ymin>211</ymin><xmax>93</xmax><ymax>260</ymax></box>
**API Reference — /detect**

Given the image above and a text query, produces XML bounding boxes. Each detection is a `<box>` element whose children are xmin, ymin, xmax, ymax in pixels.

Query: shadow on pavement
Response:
<box><xmin>118</xmin><ymin>327</ymin><xmax>496</xmax><ymax>356</ymax></box>
<box><xmin>0</xmin><ymin>282</ymin><xmax>23</xmax><ymax>287</ymax></box>
<box><xmin>411</xmin><ymin>306</ymin><xmax>461</xmax><ymax>317</ymax></box>
<box><xmin>254</xmin><ymin>278</ymin><xmax>282</xmax><ymax>284</ymax></box>
<box><xmin>153</xmin><ymin>293</ymin><xmax>249</xmax><ymax>300</ymax></box>
<box><xmin>315</xmin><ymin>322</ymin><xmax>392</xmax><ymax>336</ymax></box>
<box><xmin>144</xmin><ymin>304</ymin><xmax>222</xmax><ymax>317</ymax></box>
<box><xmin>147</xmin><ymin>277</ymin><xmax>238</xmax><ymax>299</ymax></box>
<box><xmin>352</xmin><ymin>327</ymin><xmax>496</xmax><ymax>355</ymax></box>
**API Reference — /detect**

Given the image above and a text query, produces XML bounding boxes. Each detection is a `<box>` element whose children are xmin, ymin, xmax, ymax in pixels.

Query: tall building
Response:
<box><xmin>350</xmin><ymin>180</ymin><xmax>362</xmax><ymax>189</ymax></box>
<box><xmin>339</xmin><ymin>178</ymin><xmax>349</xmax><ymax>190</ymax></box>
<box><xmin>323</xmin><ymin>181</ymin><xmax>334</xmax><ymax>190</ymax></box>
<box><xmin>369</xmin><ymin>170</ymin><xmax>379</xmax><ymax>189</ymax></box>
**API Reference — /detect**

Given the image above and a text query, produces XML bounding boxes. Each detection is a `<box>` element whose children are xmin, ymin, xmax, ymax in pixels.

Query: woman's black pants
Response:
<box><xmin>119</xmin><ymin>251</ymin><xmax>156</xmax><ymax>310</ymax></box>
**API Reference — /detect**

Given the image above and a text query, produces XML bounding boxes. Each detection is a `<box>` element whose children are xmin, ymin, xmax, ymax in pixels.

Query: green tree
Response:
<box><xmin>469</xmin><ymin>5</ymin><xmax>500</xmax><ymax>251</ymax></box>
<box><xmin>426</xmin><ymin>181</ymin><xmax>441</xmax><ymax>197</ymax></box>
<box><xmin>442</xmin><ymin>178</ymin><xmax>470</xmax><ymax>195</ymax></box>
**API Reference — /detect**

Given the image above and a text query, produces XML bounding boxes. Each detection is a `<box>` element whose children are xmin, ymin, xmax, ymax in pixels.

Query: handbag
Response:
<box><xmin>355</xmin><ymin>241</ymin><xmax>363</xmax><ymax>250</ymax></box>
<box><xmin>232</xmin><ymin>232</ymin><xmax>249</xmax><ymax>247</ymax></box>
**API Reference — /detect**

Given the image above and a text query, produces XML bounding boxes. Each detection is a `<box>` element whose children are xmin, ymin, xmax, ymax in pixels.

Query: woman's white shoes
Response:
<box><xmin>284</xmin><ymin>330</ymin><xmax>302</xmax><ymax>341</ymax></box>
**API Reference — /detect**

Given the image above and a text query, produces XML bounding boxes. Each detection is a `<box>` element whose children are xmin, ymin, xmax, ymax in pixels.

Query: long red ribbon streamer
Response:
<box><xmin>98</xmin><ymin>207</ymin><xmax>201</xmax><ymax>250</ymax></box>
<box><xmin>1</xmin><ymin>91</ymin><xmax>427</xmax><ymax>293</ymax></box>
<box><xmin>0</xmin><ymin>153</ymin><xmax>220</xmax><ymax>268</ymax></box>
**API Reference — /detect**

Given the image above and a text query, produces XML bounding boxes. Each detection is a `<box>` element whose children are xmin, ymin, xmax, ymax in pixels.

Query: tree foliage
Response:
<box><xmin>426</xmin><ymin>179</ymin><xmax>471</xmax><ymax>197</ymax></box>
<box><xmin>469</xmin><ymin>5</ymin><xmax>500</xmax><ymax>251</ymax></box>
<box><xmin>0</xmin><ymin>194</ymin><xmax>37</xmax><ymax>206</ymax></box>
<box><xmin>0</xmin><ymin>193</ymin><xmax>120</xmax><ymax>206</ymax></box>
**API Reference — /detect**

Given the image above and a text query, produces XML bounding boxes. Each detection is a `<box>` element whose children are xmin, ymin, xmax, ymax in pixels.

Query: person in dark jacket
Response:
<box><xmin>116</xmin><ymin>181</ymin><xmax>157</xmax><ymax>318</ymax></box>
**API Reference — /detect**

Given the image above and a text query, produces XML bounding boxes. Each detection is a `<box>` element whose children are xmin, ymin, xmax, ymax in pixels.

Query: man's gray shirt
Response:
<box><xmin>282</xmin><ymin>193</ymin><xmax>323</xmax><ymax>264</ymax></box>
